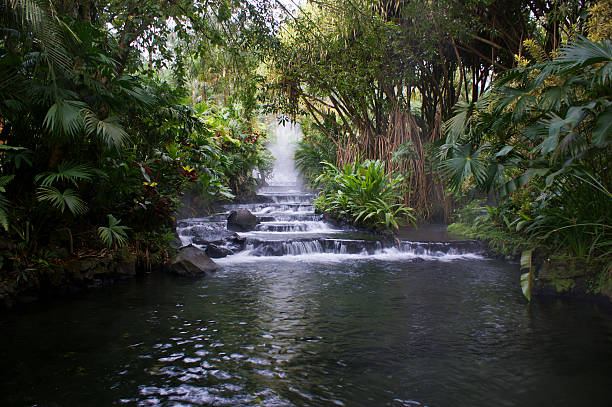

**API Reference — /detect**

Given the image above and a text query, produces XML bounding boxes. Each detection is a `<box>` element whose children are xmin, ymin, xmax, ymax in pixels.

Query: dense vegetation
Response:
<box><xmin>443</xmin><ymin>37</ymin><xmax>611</xmax><ymax>268</ymax></box>
<box><xmin>0</xmin><ymin>0</ymin><xmax>273</xmax><ymax>279</ymax></box>
<box><xmin>0</xmin><ymin>0</ymin><xmax>610</xmax><ymax>300</ymax></box>
<box><xmin>274</xmin><ymin>0</ymin><xmax>610</xmax><ymax>297</ymax></box>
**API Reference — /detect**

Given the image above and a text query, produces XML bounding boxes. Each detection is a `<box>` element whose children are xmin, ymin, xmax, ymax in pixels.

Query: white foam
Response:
<box><xmin>214</xmin><ymin>247</ymin><xmax>485</xmax><ymax>265</ymax></box>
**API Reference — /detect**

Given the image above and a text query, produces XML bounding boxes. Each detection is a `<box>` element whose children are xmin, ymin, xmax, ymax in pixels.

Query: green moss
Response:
<box><xmin>552</xmin><ymin>278</ymin><xmax>575</xmax><ymax>293</ymax></box>
<box><xmin>588</xmin><ymin>270</ymin><xmax>612</xmax><ymax>298</ymax></box>
<box><xmin>447</xmin><ymin>221</ymin><xmax>530</xmax><ymax>258</ymax></box>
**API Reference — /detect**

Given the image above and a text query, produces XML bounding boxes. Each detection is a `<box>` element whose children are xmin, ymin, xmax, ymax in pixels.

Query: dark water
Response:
<box><xmin>1</xmin><ymin>258</ymin><xmax>611</xmax><ymax>407</ymax></box>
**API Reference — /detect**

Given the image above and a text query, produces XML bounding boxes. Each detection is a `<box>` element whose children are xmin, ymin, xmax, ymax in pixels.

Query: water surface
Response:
<box><xmin>1</xmin><ymin>257</ymin><xmax>611</xmax><ymax>406</ymax></box>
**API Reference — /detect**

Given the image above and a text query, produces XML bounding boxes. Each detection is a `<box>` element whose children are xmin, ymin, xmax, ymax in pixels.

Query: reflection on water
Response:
<box><xmin>1</xmin><ymin>258</ymin><xmax>612</xmax><ymax>406</ymax></box>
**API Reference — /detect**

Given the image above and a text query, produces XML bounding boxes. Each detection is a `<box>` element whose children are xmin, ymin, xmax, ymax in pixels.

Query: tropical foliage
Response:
<box><xmin>441</xmin><ymin>37</ymin><xmax>611</xmax><ymax>270</ymax></box>
<box><xmin>1</xmin><ymin>0</ymin><xmax>610</xmax><ymax>303</ymax></box>
<box><xmin>314</xmin><ymin>160</ymin><xmax>415</xmax><ymax>231</ymax></box>
<box><xmin>263</xmin><ymin>0</ymin><xmax>585</xmax><ymax>220</ymax></box>
<box><xmin>0</xmin><ymin>0</ymin><xmax>273</xmax><ymax>275</ymax></box>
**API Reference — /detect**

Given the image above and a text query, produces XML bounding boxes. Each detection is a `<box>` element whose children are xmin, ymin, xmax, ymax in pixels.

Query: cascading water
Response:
<box><xmin>265</xmin><ymin>121</ymin><xmax>303</xmax><ymax>188</ymax></box>
<box><xmin>176</xmin><ymin>119</ymin><xmax>484</xmax><ymax>262</ymax></box>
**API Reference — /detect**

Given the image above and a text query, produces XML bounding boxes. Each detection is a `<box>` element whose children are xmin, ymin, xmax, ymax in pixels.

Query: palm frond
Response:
<box><xmin>443</xmin><ymin>101</ymin><xmax>474</xmax><ymax>144</ymax></box>
<box><xmin>4</xmin><ymin>0</ymin><xmax>73</xmax><ymax>72</ymax></box>
<box><xmin>97</xmin><ymin>214</ymin><xmax>130</xmax><ymax>248</ymax></box>
<box><xmin>34</xmin><ymin>161</ymin><xmax>94</xmax><ymax>186</ymax></box>
<box><xmin>556</xmin><ymin>36</ymin><xmax>612</xmax><ymax>72</ymax></box>
<box><xmin>43</xmin><ymin>99</ymin><xmax>87</xmax><ymax>137</ymax></box>
<box><xmin>592</xmin><ymin>105</ymin><xmax>612</xmax><ymax>147</ymax></box>
<box><xmin>82</xmin><ymin>110</ymin><xmax>130</xmax><ymax>147</ymax></box>
<box><xmin>439</xmin><ymin>143</ymin><xmax>488</xmax><ymax>190</ymax></box>
<box><xmin>36</xmin><ymin>186</ymin><xmax>88</xmax><ymax>215</ymax></box>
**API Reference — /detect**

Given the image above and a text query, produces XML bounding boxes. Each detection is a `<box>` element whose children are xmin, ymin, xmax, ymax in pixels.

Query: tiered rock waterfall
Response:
<box><xmin>177</xmin><ymin>122</ymin><xmax>482</xmax><ymax>262</ymax></box>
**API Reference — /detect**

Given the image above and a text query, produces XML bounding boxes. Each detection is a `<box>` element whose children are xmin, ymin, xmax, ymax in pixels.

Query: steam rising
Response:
<box><xmin>266</xmin><ymin>121</ymin><xmax>303</xmax><ymax>187</ymax></box>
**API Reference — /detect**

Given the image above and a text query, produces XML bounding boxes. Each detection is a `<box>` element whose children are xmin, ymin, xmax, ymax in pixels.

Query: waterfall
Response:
<box><xmin>266</xmin><ymin>121</ymin><xmax>303</xmax><ymax>187</ymax></box>
<box><xmin>176</xmin><ymin>117</ymin><xmax>484</xmax><ymax>263</ymax></box>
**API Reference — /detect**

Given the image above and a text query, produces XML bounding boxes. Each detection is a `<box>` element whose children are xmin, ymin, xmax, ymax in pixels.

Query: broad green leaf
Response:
<box><xmin>520</xmin><ymin>250</ymin><xmax>534</xmax><ymax>302</ymax></box>
<box><xmin>520</xmin><ymin>249</ymin><xmax>533</xmax><ymax>270</ymax></box>
<box><xmin>520</xmin><ymin>272</ymin><xmax>533</xmax><ymax>302</ymax></box>
<box><xmin>592</xmin><ymin>107</ymin><xmax>612</xmax><ymax>147</ymax></box>
<box><xmin>495</xmin><ymin>146</ymin><xmax>514</xmax><ymax>157</ymax></box>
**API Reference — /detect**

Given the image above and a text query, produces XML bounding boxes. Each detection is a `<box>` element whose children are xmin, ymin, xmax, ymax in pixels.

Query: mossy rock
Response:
<box><xmin>166</xmin><ymin>245</ymin><xmax>219</xmax><ymax>277</ymax></box>
<box><xmin>534</xmin><ymin>256</ymin><xmax>611</xmax><ymax>301</ymax></box>
<box><xmin>538</xmin><ymin>258</ymin><xmax>588</xmax><ymax>280</ymax></box>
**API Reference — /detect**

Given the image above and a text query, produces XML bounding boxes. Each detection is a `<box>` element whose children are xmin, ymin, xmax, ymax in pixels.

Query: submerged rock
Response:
<box><xmin>226</xmin><ymin>234</ymin><xmax>246</xmax><ymax>252</ymax></box>
<box><xmin>227</xmin><ymin>209</ymin><xmax>259</xmax><ymax>232</ymax></box>
<box><xmin>166</xmin><ymin>245</ymin><xmax>219</xmax><ymax>277</ymax></box>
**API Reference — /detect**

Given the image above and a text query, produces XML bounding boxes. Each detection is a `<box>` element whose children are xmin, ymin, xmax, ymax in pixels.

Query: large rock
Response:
<box><xmin>205</xmin><ymin>244</ymin><xmax>233</xmax><ymax>259</ymax></box>
<box><xmin>166</xmin><ymin>245</ymin><xmax>219</xmax><ymax>277</ymax></box>
<box><xmin>227</xmin><ymin>209</ymin><xmax>259</xmax><ymax>232</ymax></box>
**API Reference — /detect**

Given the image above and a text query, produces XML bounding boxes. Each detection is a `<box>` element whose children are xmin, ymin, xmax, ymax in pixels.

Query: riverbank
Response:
<box><xmin>0</xmin><ymin>185</ymin><xmax>272</xmax><ymax>310</ymax></box>
<box><xmin>0</xmin><ymin>246</ymin><xmax>164</xmax><ymax>310</ymax></box>
<box><xmin>447</xmin><ymin>221</ymin><xmax>612</xmax><ymax>304</ymax></box>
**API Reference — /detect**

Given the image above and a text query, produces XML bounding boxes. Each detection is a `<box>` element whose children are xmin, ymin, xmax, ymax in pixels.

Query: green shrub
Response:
<box><xmin>314</xmin><ymin>160</ymin><xmax>415</xmax><ymax>231</ymax></box>
<box><xmin>294</xmin><ymin>116</ymin><xmax>338</xmax><ymax>186</ymax></box>
<box><xmin>440</xmin><ymin>37</ymin><xmax>612</xmax><ymax>267</ymax></box>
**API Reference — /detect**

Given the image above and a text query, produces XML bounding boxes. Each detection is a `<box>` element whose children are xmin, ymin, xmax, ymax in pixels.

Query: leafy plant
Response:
<box><xmin>34</xmin><ymin>162</ymin><xmax>95</xmax><ymax>215</ymax></box>
<box><xmin>34</xmin><ymin>162</ymin><xmax>95</xmax><ymax>186</ymax></box>
<box><xmin>314</xmin><ymin>159</ymin><xmax>416</xmax><ymax>231</ymax></box>
<box><xmin>36</xmin><ymin>186</ymin><xmax>88</xmax><ymax>215</ymax></box>
<box><xmin>440</xmin><ymin>37</ymin><xmax>612</xmax><ymax>264</ymax></box>
<box><xmin>97</xmin><ymin>215</ymin><xmax>130</xmax><ymax>249</ymax></box>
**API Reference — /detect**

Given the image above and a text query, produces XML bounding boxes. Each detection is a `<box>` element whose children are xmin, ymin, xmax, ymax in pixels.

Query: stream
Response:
<box><xmin>1</xmin><ymin>123</ymin><xmax>611</xmax><ymax>406</ymax></box>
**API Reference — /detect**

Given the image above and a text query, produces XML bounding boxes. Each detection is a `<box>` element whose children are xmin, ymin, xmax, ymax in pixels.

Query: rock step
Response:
<box><xmin>242</xmin><ymin>238</ymin><xmax>481</xmax><ymax>257</ymax></box>
<box><xmin>254</xmin><ymin>221</ymin><xmax>334</xmax><ymax>233</ymax></box>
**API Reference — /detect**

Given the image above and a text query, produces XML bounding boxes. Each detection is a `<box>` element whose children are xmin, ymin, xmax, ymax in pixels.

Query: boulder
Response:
<box><xmin>166</xmin><ymin>245</ymin><xmax>219</xmax><ymax>277</ymax></box>
<box><xmin>205</xmin><ymin>244</ymin><xmax>233</xmax><ymax>258</ymax></box>
<box><xmin>227</xmin><ymin>209</ymin><xmax>259</xmax><ymax>232</ymax></box>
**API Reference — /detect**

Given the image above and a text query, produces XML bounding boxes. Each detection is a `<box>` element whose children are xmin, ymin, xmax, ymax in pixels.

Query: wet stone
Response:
<box><xmin>205</xmin><ymin>244</ymin><xmax>233</xmax><ymax>259</ymax></box>
<box><xmin>227</xmin><ymin>209</ymin><xmax>260</xmax><ymax>232</ymax></box>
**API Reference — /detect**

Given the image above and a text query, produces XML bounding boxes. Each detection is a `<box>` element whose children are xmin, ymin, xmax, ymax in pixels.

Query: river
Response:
<box><xmin>1</xmin><ymin>123</ymin><xmax>611</xmax><ymax>406</ymax></box>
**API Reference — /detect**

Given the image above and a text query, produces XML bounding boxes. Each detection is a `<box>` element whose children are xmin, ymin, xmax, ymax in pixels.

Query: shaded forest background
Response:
<box><xmin>0</xmin><ymin>0</ymin><xmax>610</xmax><ymax>291</ymax></box>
